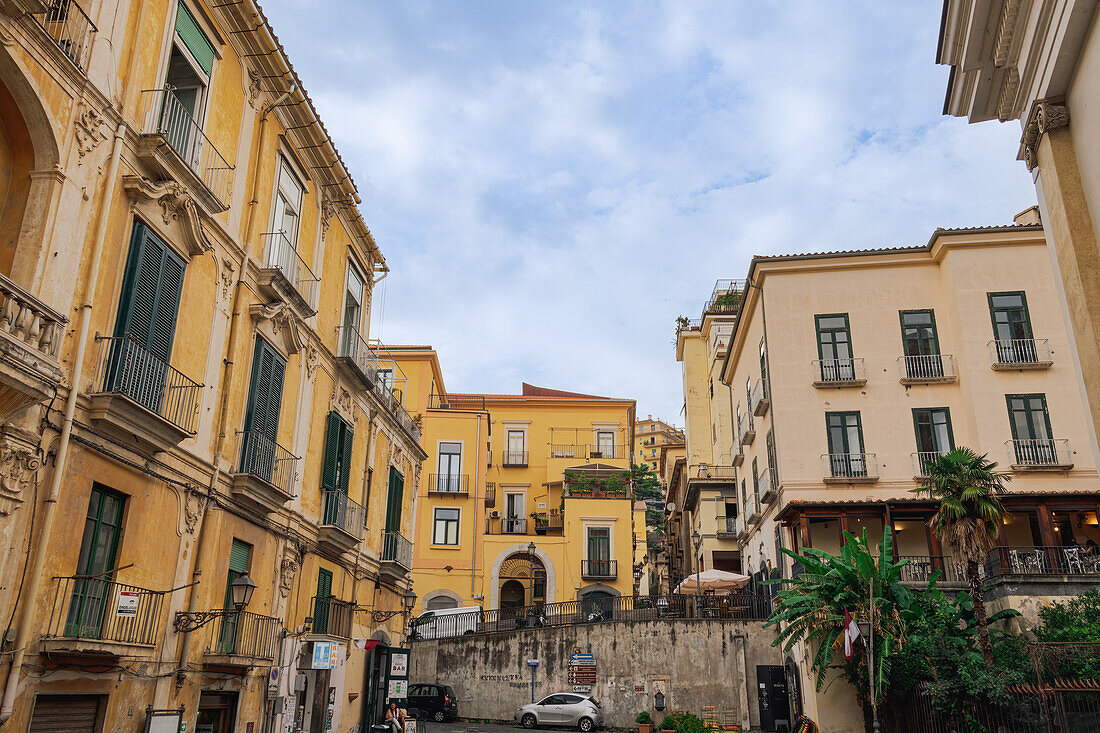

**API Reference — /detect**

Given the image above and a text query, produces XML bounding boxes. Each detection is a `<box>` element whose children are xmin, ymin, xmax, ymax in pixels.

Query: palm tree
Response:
<box><xmin>913</xmin><ymin>447</ymin><xmax>1010</xmax><ymax>663</ymax></box>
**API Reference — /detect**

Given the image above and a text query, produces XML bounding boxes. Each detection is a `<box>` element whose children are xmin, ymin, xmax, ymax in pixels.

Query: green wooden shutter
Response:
<box><xmin>175</xmin><ymin>2</ymin><xmax>215</xmax><ymax>76</ymax></box>
<box><xmin>243</xmin><ymin>339</ymin><xmax>287</xmax><ymax>441</ymax></box>
<box><xmin>316</xmin><ymin>568</ymin><xmax>332</xmax><ymax>599</ymax></box>
<box><xmin>384</xmin><ymin>468</ymin><xmax>404</xmax><ymax>533</ymax></box>
<box><xmin>229</xmin><ymin>539</ymin><xmax>250</xmax><ymax>574</ymax></box>
<box><xmin>338</xmin><ymin>424</ymin><xmax>353</xmax><ymax>494</ymax></box>
<box><xmin>116</xmin><ymin>222</ymin><xmax>185</xmax><ymax>362</ymax></box>
<box><xmin>321</xmin><ymin>412</ymin><xmax>342</xmax><ymax>492</ymax></box>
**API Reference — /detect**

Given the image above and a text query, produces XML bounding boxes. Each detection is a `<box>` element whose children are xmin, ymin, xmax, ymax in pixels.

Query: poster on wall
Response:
<box><xmin>387</xmin><ymin>680</ymin><xmax>408</xmax><ymax>699</ymax></box>
<box><xmin>389</xmin><ymin>652</ymin><xmax>408</xmax><ymax>676</ymax></box>
<box><xmin>385</xmin><ymin>647</ymin><xmax>411</xmax><ymax>704</ymax></box>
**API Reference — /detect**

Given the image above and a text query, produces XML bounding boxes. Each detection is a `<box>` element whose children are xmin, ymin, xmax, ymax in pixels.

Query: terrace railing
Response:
<box><xmin>696</xmin><ymin>465</ymin><xmax>737</xmax><ymax>479</ymax></box>
<box><xmin>33</xmin><ymin>0</ymin><xmax>96</xmax><ymax>71</ymax></box>
<box><xmin>237</xmin><ymin>429</ymin><xmax>297</xmax><ymax>495</ymax></box>
<box><xmin>93</xmin><ymin>335</ymin><xmax>201</xmax><ymax>433</ymax></box>
<box><xmin>209</xmin><ymin>610</ymin><xmax>281</xmax><ymax>659</ymax></box>
<box><xmin>338</xmin><ymin>325</ymin><xmax>378</xmax><ymax>386</ymax></box>
<box><xmin>986</xmin><ymin>546</ymin><xmax>1100</xmax><ymax>576</ymax></box>
<box><xmin>989</xmin><ymin>338</ymin><xmax>1053</xmax><ymax>368</ymax></box>
<box><xmin>261</xmin><ymin>231</ymin><xmax>319</xmax><ymax>313</ymax></box>
<box><xmin>587</xmin><ymin>444</ymin><xmax>624</xmax><ymax>459</ymax></box>
<box><xmin>47</xmin><ymin>575</ymin><xmax>164</xmax><ymax>647</ymax></box>
<box><xmin>321</xmin><ymin>491</ymin><xmax>365</xmax><ymax>540</ymax></box>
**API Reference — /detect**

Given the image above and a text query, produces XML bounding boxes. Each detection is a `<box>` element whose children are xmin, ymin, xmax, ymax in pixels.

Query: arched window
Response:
<box><xmin>425</xmin><ymin>596</ymin><xmax>460</xmax><ymax>611</ymax></box>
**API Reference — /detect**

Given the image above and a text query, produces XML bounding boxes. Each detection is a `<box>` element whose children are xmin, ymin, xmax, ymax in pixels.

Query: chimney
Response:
<box><xmin>1014</xmin><ymin>206</ymin><xmax>1041</xmax><ymax>226</ymax></box>
<box><xmin>647</xmin><ymin>414</ymin><xmax>652</xmax><ymax>420</ymax></box>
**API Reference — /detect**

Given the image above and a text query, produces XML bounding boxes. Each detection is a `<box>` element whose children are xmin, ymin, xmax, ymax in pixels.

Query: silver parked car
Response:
<box><xmin>514</xmin><ymin>693</ymin><xmax>602</xmax><ymax>731</ymax></box>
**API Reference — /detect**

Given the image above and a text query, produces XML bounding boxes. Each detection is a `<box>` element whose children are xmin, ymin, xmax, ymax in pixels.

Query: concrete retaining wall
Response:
<box><xmin>408</xmin><ymin>620</ymin><xmax>782</xmax><ymax>730</ymax></box>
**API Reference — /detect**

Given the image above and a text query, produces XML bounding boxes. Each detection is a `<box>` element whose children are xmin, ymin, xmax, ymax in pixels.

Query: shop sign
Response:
<box><xmin>312</xmin><ymin>641</ymin><xmax>339</xmax><ymax>669</ymax></box>
<box><xmin>389</xmin><ymin>652</ymin><xmax>408</xmax><ymax>676</ymax></box>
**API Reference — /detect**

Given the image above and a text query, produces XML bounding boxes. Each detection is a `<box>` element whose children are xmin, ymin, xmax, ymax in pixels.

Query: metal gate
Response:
<box><xmin>28</xmin><ymin>694</ymin><xmax>103</xmax><ymax>733</ymax></box>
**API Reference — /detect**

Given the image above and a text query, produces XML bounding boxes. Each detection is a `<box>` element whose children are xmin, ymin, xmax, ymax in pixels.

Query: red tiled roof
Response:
<box><xmin>521</xmin><ymin>382</ymin><xmax>608</xmax><ymax>399</ymax></box>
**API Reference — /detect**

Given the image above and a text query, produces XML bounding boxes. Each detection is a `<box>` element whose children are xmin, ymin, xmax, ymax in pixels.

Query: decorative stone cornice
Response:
<box><xmin>249</xmin><ymin>301</ymin><xmax>304</xmax><ymax>355</ymax></box>
<box><xmin>1021</xmin><ymin>100</ymin><xmax>1070</xmax><ymax>171</ymax></box>
<box><xmin>122</xmin><ymin>175</ymin><xmax>212</xmax><ymax>257</ymax></box>
<box><xmin>330</xmin><ymin>384</ymin><xmax>354</xmax><ymax>423</ymax></box>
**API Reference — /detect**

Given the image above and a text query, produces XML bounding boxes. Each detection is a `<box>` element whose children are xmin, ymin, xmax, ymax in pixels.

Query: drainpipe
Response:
<box><xmin>471</xmin><ymin>413</ymin><xmax>481</xmax><ymax>599</ymax></box>
<box><xmin>0</xmin><ymin>122</ymin><xmax>127</xmax><ymax>725</ymax></box>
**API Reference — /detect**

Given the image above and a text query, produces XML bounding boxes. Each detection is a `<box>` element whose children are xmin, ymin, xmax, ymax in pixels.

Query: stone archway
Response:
<box><xmin>488</xmin><ymin>544</ymin><xmax>556</xmax><ymax>610</ymax></box>
<box><xmin>420</xmin><ymin>589</ymin><xmax>463</xmax><ymax>612</ymax></box>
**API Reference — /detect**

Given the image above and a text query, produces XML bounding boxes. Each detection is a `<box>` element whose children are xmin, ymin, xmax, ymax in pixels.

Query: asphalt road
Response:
<box><xmin>417</xmin><ymin>722</ymin><xmax>518</xmax><ymax>733</ymax></box>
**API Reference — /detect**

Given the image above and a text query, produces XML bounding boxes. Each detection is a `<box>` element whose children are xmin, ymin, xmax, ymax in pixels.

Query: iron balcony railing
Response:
<box><xmin>236</xmin><ymin>429</ymin><xmax>297</xmax><ymax>495</ymax></box>
<box><xmin>310</xmin><ymin>595</ymin><xmax>354</xmax><ymax>638</ymax></box>
<box><xmin>93</xmin><ymin>335</ymin><xmax>202</xmax><ymax>433</ymax></box>
<box><xmin>1007</xmin><ymin>438</ymin><xmax>1073</xmax><ymax>468</ymax></box>
<box><xmin>502</xmin><ymin>450</ymin><xmax>528</xmax><ymax>467</ymax></box>
<box><xmin>989</xmin><ymin>338</ymin><xmax>1053</xmax><ymax>368</ymax></box>
<box><xmin>703</xmin><ymin>280</ymin><xmax>746</xmax><ymax>315</ymax></box>
<box><xmin>372</xmin><ymin>379</ymin><xmax>422</xmax><ymax>442</ymax></box>
<box><xmin>716</xmin><ymin>516</ymin><xmax>738</xmax><ymax>536</ymax></box>
<box><xmin>428</xmin><ymin>473</ymin><xmax>469</xmax><ymax>495</ymax></box>
<box><xmin>821</xmin><ymin>452</ymin><xmax>878</xmax><ymax>481</ymax></box>
<box><xmin>737</xmin><ymin>412</ymin><xmax>755</xmax><ymax>445</ymax></box>
<box><xmin>138</xmin><ymin>88</ymin><xmax>234</xmax><ymax>210</ymax></box>
<box><xmin>428</xmin><ymin>393</ymin><xmax>486</xmax><ymax>411</ymax></box>
<box><xmin>494</xmin><ymin>517</ymin><xmax>527</xmax><ymax>535</ymax></box>
<box><xmin>408</xmin><ymin>593</ymin><xmax>773</xmax><ymax>638</ymax></box>
<box><xmin>262</xmin><ymin>231</ymin><xmax>319</xmax><ymax>313</ymax></box>
<box><xmin>485</xmin><ymin>482</ymin><xmax>496</xmax><ymax>506</ymax></box>
<box><xmin>549</xmin><ymin>443</ymin><xmax>583</xmax><ymax>458</ymax></box>
<box><xmin>47</xmin><ymin>575</ymin><xmax>164</xmax><ymax>647</ymax></box>
<box><xmin>338</xmin><ymin>325</ymin><xmax>378</xmax><ymax>386</ymax></box>
<box><xmin>381</xmin><ymin>531</ymin><xmax>412</xmax><ymax>568</ymax></box>
<box><xmin>533</xmin><ymin>512</ymin><xmax>563</xmax><ymax>534</ymax></box>
<box><xmin>896</xmin><ymin>556</ymin><xmax>967</xmax><ymax>584</ymax></box>
<box><xmin>209</xmin><ymin>610</ymin><xmax>281</xmax><ymax>659</ymax></box>
<box><xmin>33</xmin><ymin>0</ymin><xmax>96</xmax><ymax>71</ymax></box>
<box><xmin>899</xmin><ymin>353</ymin><xmax>957</xmax><ymax>382</ymax></box>
<box><xmin>587</xmin><ymin>444</ymin><xmax>624</xmax><ymax>459</ymax></box>
<box><xmin>912</xmin><ymin>450</ymin><xmax>950</xmax><ymax>477</ymax></box>
<box><xmin>986</xmin><ymin>546</ymin><xmax>1100</xmax><ymax>576</ymax></box>
<box><xmin>581</xmin><ymin>559</ymin><xmax>618</xmax><ymax>579</ymax></box>
<box><xmin>321</xmin><ymin>491</ymin><xmax>365</xmax><ymax>540</ymax></box>
<box><xmin>751</xmin><ymin>378</ymin><xmax>769</xmax><ymax>415</ymax></box>
<box><xmin>812</xmin><ymin>357</ymin><xmax>866</xmax><ymax>385</ymax></box>
<box><xmin>696</xmin><ymin>465</ymin><xmax>736</xmax><ymax>479</ymax></box>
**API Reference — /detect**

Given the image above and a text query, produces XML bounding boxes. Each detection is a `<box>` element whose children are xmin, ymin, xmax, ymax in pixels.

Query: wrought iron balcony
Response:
<box><xmin>987</xmin><ymin>546</ymin><xmax>1100</xmax><ymax>576</ymax></box>
<box><xmin>502</xmin><ymin>450</ymin><xmax>528</xmax><ymax>467</ymax></box>
<box><xmin>310</xmin><ymin>595</ymin><xmax>354</xmax><ymax>639</ymax></box>
<box><xmin>737</xmin><ymin>413</ymin><xmax>755</xmax><ymax>445</ymax></box>
<box><xmin>1006</xmin><ymin>439</ymin><xmax>1073</xmax><ymax>470</ymax></box>
<box><xmin>758</xmin><ymin>468</ymin><xmax>777</xmax><ymax>504</ymax></box>
<box><xmin>587</xmin><ymin>444</ymin><xmax>624</xmax><ymax>459</ymax></box>
<box><xmin>812</xmin><ymin>357</ymin><xmax>866</xmax><ymax>387</ymax></box>
<box><xmin>989</xmin><ymin>338</ymin><xmax>1053</xmax><ymax>369</ymax></box>
<box><xmin>751</xmin><ymin>378</ymin><xmax>769</xmax><ymax>416</ymax></box>
<box><xmin>137</xmin><ymin>88</ymin><xmax>234</xmax><ymax>212</ymax></box>
<box><xmin>703</xmin><ymin>280</ymin><xmax>745</xmax><ymax>315</ymax></box>
<box><xmin>259</xmin><ymin>231</ymin><xmax>319</xmax><ymax>317</ymax></box>
<box><xmin>206</xmin><ymin>610</ymin><xmax>281</xmax><ymax>663</ymax></box>
<box><xmin>44</xmin><ymin>575</ymin><xmax>164</xmax><ymax>656</ymax></box>
<box><xmin>898</xmin><ymin>353</ymin><xmax>957</xmax><ymax>383</ymax></box>
<box><xmin>88</xmin><ymin>335</ymin><xmax>202</xmax><ymax>454</ymax></box>
<box><xmin>33</xmin><ymin>0</ymin><xmax>96</xmax><ymax>71</ymax></box>
<box><xmin>372</xmin><ymin>379</ymin><xmax>422</xmax><ymax>442</ymax></box>
<box><xmin>485</xmin><ymin>481</ymin><xmax>496</xmax><ymax>507</ymax></box>
<box><xmin>896</xmin><ymin>556</ymin><xmax>966</xmax><ymax>584</ymax></box>
<box><xmin>695</xmin><ymin>465</ymin><xmax>736</xmax><ymax>480</ymax></box>
<box><xmin>581</xmin><ymin>559</ymin><xmax>618</xmax><ymax>579</ymax></box>
<box><xmin>428</xmin><ymin>473</ymin><xmax>469</xmax><ymax>496</ymax></box>
<box><xmin>337</xmin><ymin>325</ymin><xmax>378</xmax><ymax>389</ymax></box>
<box><xmin>380</xmin><ymin>531</ymin><xmax>412</xmax><ymax>577</ymax></box>
<box><xmin>549</xmin><ymin>443</ymin><xmax>583</xmax><ymax>459</ymax></box>
<box><xmin>492</xmin><ymin>517</ymin><xmax>527</xmax><ymax>535</ymax></box>
<box><xmin>319</xmin><ymin>491</ymin><xmax>365</xmax><ymax>550</ymax></box>
<box><xmin>746</xmin><ymin>492</ymin><xmax>762</xmax><ymax>524</ymax></box>
<box><xmin>912</xmin><ymin>450</ymin><xmax>950</xmax><ymax>478</ymax></box>
<box><xmin>0</xmin><ymin>272</ymin><xmax>66</xmax><ymax>422</ymax></box>
<box><xmin>230</xmin><ymin>429</ymin><xmax>297</xmax><ymax>514</ymax></box>
<box><xmin>821</xmin><ymin>452</ymin><xmax>879</xmax><ymax>482</ymax></box>
<box><xmin>716</xmin><ymin>516</ymin><xmax>738</xmax><ymax>538</ymax></box>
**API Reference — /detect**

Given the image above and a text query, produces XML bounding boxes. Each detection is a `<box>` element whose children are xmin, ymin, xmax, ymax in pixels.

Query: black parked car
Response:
<box><xmin>408</xmin><ymin>683</ymin><xmax>458</xmax><ymax>722</ymax></box>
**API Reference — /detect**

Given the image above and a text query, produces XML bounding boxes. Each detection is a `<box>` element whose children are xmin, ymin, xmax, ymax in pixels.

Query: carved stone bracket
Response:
<box><xmin>74</xmin><ymin>102</ymin><xmax>109</xmax><ymax>162</ymax></box>
<box><xmin>303</xmin><ymin>342</ymin><xmax>319</xmax><ymax>379</ymax></box>
<box><xmin>122</xmin><ymin>175</ymin><xmax>212</xmax><ymax>257</ymax></box>
<box><xmin>320</xmin><ymin>196</ymin><xmax>337</xmax><ymax>241</ymax></box>
<box><xmin>330</xmin><ymin>384</ymin><xmax>354</xmax><ymax>423</ymax></box>
<box><xmin>247</xmin><ymin>68</ymin><xmax>263</xmax><ymax>110</ymax></box>
<box><xmin>279</xmin><ymin>548</ymin><xmax>299</xmax><ymax>598</ymax></box>
<box><xmin>249</xmin><ymin>301</ymin><xmax>304</xmax><ymax>355</ymax></box>
<box><xmin>0</xmin><ymin>433</ymin><xmax>39</xmax><ymax>515</ymax></box>
<box><xmin>219</xmin><ymin>258</ymin><xmax>235</xmax><ymax>303</ymax></box>
<box><xmin>1021</xmin><ymin>100</ymin><xmax>1070</xmax><ymax>171</ymax></box>
<box><xmin>183</xmin><ymin>490</ymin><xmax>206</xmax><ymax>535</ymax></box>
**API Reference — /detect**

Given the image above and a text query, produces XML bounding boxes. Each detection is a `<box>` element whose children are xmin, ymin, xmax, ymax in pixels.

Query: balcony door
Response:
<box><xmin>342</xmin><ymin>261</ymin><xmax>366</xmax><ymax>355</ymax></box>
<box><xmin>383</xmin><ymin>468</ymin><xmax>405</xmax><ymax>560</ymax></box>
<box><xmin>437</xmin><ymin>442</ymin><xmax>461</xmax><ymax>493</ymax></box>
<box><xmin>505</xmin><ymin>492</ymin><xmax>524</xmax><ymax>533</ymax></box>
<box><xmin>595</xmin><ymin>431</ymin><xmax>614</xmax><ymax>457</ymax></box>
<box><xmin>240</xmin><ymin>339</ymin><xmax>287</xmax><ymax>482</ymax></box>
<box><xmin>111</xmin><ymin>222</ymin><xmax>185</xmax><ymax>414</ymax></box>
<box><xmin>321</xmin><ymin>413</ymin><xmax>353</xmax><ymax>525</ymax></box>
<box><xmin>815</xmin><ymin>314</ymin><xmax>854</xmax><ymax>381</ymax></box>
<box><xmin>161</xmin><ymin>4</ymin><xmax>214</xmax><ymax>163</ymax></box>
<box><xmin>989</xmin><ymin>292</ymin><xmax>1036</xmax><ymax>362</ymax></box>
<box><xmin>507</xmin><ymin>430</ymin><xmax>525</xmax><ymax>463</ymax></box>
<box><xmin>825</xmin><ymin>411</ymin><xmax>866</xmax><ymax>477</ymax></box>
<box><xmin>900</xmin><ymin>310</ymin><xmax>942</xmax><ymax>378</ymax></box>
<box><xmin>313</xmin><ymin>568</ymin><xmax>333</xmax><ymax>635</ymax></box>
<box><xmin>66</xmin><ymin>485</ymin><xmax>125</xmax><ymax>638</ymax></box>
<box><xmin>216</xmin><ymin>539</ymin><xmax>250</xmax><ymax>653</ymax></box>
<box><xmin>587</xmin><ymin>527</ymin><xmax>611</xmax><ymax>576</ymax></box>
<box><xmin>1007</xmin><ymin>394</ymin><xmax>1054</xmax><ymax>463</ymax></box>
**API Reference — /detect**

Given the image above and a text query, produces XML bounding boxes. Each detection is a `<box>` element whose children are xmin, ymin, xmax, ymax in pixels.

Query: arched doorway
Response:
<box><xmin>580</xmin><ymin>590</ymin><xmax>615</xmax><ymax>621</ymax></box>
<box><xmin>497</xmin><ymin>552</ymin><xmax>547</xmax><ymax>612</ymax></box>
<box><xmin>0</xmin><ymin>76</ymin><xmax>35</xmax><ymax>277</ymax></box>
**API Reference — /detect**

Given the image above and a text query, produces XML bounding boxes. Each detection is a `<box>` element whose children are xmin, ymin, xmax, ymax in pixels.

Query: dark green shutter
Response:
<box><xmin>243</xmin><ymin>338</ymin><xmax>287</xmax><ymax>441</ymax></box>
<box><xmin>229</xmin><ymin>539</ymin><xmax>250</xmax><ymax>574</ymax></box>
<box><xmin>321</xmin><ymin>412</ymin><xmax>342</xmax><ymax>492</ymax></box>
<box><xmin>338</xmin><ymin>424</ymin><xmax>353</xmax><ymax>494</ymax></box>
<box><xmin>384</xmin><ymin>468</ymin><xmax>404</xmax><ymax>533</ymax></box>
<box><xmin>314</xmin><ymin>568</ymin><xmax>333</xmax><ymax>634</ymax></box>
<box><xmin>116</xmin><ymin>222</ymin><xmax>185</xmax><ymax>362</ymax></box>
<box><xmin>175</xmin><ymin>2</ymin><xmax>215</xmax><ymax>76</ymax></box>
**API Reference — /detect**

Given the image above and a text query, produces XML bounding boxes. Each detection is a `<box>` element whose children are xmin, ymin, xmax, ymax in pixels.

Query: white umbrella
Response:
<box><xmin>674</xmin><ymin>569</ymin><xmax>751</xmax><ymax>594</ymax></box>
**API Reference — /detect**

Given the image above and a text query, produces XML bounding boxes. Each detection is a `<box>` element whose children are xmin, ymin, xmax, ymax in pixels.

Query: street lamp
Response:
<box><xmin>691</xmin><ymin>530</ymin><xmax>702</xmax><ymax>601</ymax></box>
<box><xmin>174</xmin><ymin>571</ymin><xmax>256</xmax><ymax>633</ymax></box>
<box><xmin>230</xmin><ymin>571</ymin><xmax>256</xmax><ymax>609</ymax></box>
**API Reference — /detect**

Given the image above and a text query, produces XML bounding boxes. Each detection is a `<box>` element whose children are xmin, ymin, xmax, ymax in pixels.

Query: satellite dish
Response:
<box><xmin>666</xmin><ymin>502</ymin><xmax>676</xmax><ymax>512</ymax></box>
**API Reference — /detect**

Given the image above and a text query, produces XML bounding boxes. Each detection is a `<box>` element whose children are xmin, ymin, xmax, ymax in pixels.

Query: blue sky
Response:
<box><xmin>261</xmin><ymin>1</ymin><xmax>1037</xmax><ymax>425</ymax></box>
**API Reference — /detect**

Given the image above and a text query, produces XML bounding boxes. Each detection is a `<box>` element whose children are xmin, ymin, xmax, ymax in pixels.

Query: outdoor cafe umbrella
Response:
<box><xmin>674</xmin><ymin>569</ymin><xmax>751</xmax><ymax>594</ymax></box>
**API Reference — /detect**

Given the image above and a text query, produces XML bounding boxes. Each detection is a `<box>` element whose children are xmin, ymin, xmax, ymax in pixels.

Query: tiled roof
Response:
<box><xmin>379</xmin><ymin>344</ymin><xmax>434</xmax><ymax>351</ymax></box>
<box><xmin>521</xmin><ymin>382</ymin><xmax>609</xmax><ymax>399</ymax></box>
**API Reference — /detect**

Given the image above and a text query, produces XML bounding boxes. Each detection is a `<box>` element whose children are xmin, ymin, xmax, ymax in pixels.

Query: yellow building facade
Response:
<box><xmin>0</xmin><ymin>3</ymin><xmax>424</xmax><ymax>732</ymax></box>
<box><xmin>714</xmin><ymin>217</ymin><xmax>1100</xmax><ymax>731</ymax></box>
<box><xmin>634</xmin><ymin>415</ymin><xmax>684</xmax><ymax>472</ymax></box>
<box><xmin>388</xmin><ymin>349</ymin><xmax>638</xmax><ymax>615</ymax></box>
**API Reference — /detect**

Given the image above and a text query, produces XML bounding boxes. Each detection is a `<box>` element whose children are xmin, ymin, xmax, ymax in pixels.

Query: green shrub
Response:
<box><xmin>673</xmin><ymin>713</ymin><xmax>705</xmax><ymax>733</ymax></box>
<box><xmin>635</xmin><ymin>712</ymin><xmax>653</xmax><ymax>725</ymax></box>
<box><xmin>658</xmin><ymin>715</ymin><xmax>678</xmax><ymax>731</ymax></box>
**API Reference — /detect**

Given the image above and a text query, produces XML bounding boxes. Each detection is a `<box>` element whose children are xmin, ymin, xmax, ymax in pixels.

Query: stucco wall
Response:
<box><xmin>408</xmin><ymin>620</ymin><xmax>783</xmax><ymax>730</ymax></box>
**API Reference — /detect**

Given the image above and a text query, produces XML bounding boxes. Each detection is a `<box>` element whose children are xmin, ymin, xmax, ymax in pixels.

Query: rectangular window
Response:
<box><xmin>913</xmin><ymin>408</ymin><xmax>953</xmax><ymax>455</ymax></box>
<box><xmin>506</xmin><ymin>430</ymin><xmax>526</xmax><ymax>464</ymax></box>
<box><xmin>271</xmin><ymin>156</ymin><xmax>304</xmax><ymax>247</ymax></box>
<box><xmin>343</xmin><ymin>260</ymin><xmax>366</xmax><ymax>347</ymax></box>
<box><xmin>215</xmin><ymin>538</ymin><xmax>251</xmax><ymax>652</ymax></box>
<box><xmin>587</xmin><ymin>527</ymin><xmax>611</xmax><ymax>575</ymax></box>
<box><xmin>596</xmin><ymin>430</ymin><xmax>615</xmax><ymax>456</ymax></box>
<box><xmin>1007</xmin><ymin>393</ymin><xmax>1058</xmax><ymax>464</ymax></box>
<box><xmin>825</xmin><ymin>411</ymin><xmax>867</xmax><ymax>477</ymax></box>
<box><xmin>437</xmin><ymin>442</ymin><xmax>462</xmax><ymax>492</ymax></box>
<box><xmin>504</xmin><ymin>492</ymin><xmax>524</xmax><ymax>533</ymax></box>
<box><xmin>900</xmin><ymin>309</ymin><xmax>945</xmax><ymax>379</ymax></box>
<box><xmin>989</xmin><ymin>292</ymin><xmax>1038</xmax><ymax>362</ymax></box>
<box><xmin>313</xmin><ymin>568</ymin><xmax>333</xmax><ymax>634</ymax></box>
<box><xmin>240</xmin><ymin>338</ymin><xmax>288</xmax><ymax>482</ymax></box>
<box><xmin>433</xmin><ymin>508</ymin><xmax>460</xmax><ymax>545</ymax></box>
<box><xmin>815</xmin><ymin>314</ymin><xmax>855</xmax><ymax>380</ymax></box>
<box><xmin>66</xmin><ymin>485</ymin><xmax>125</xmax><ymax>638</ymax></box>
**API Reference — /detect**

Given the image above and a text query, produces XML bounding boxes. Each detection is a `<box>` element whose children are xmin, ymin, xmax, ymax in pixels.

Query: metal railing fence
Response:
<box><xmin>821</xmin><ymin>452</ymin><xmax>878</xmax><ymax>480</ymax></box>
<box><xmin>338</xmin><ymin>325</ymin><xmax>378</xmax><ymax>385</ymax></box>
<box><xmin>381</xmin><ymin>531</ymin><xmax>412</xmax><ymax>568</ymax></box>
<box><xmin>321</xmin><ymin>491</ymin><xmax>365</xmax><ymax>539</ymax></box>
<box><xmin>911</xmin><ymin>450</ymin><xmax>950</xmax><ymax>477</ymax></box>
<box><xmin>1007</xmin><ymin>438</ymin><xmax>1073</xmax><ymax>467</ymax></box>
<box><xmin>428</xmin><ymin>473</ymin><xmax>469</xmax><ymax>495</ymax></box>
<box><xmin>237</xmin><ymin>429</ymin><xmax>296</xmax><ymax>494</ymax></box>
<box><xmin>502</xmin><ymin>451</ymin><xmax>528</xmax><ymax>467</ymax></box>
<box><xmin>581</xmin><ymin>559</ymin><xmax>618</xmax><ymax>579</ymax></box>
<box><xmin>33</xmin><ymin>0</ymin><xmax>96</xmax><ymax>71</ymax></box>
<box><xmin>209</xmin><ymin>610</ymin><xmax>281</xmax><ymax>659</ymax></box>
<box><xmin>47</xmin><ymin>575</ymin><xmax>164</xmax><ymax>646</ymax></box>
<box><xmin>93</xmin><ymin>335</ymin><xmax>201</xmax><ymax>433</ymax></box>
<box><xmin>812</xmin><ymin>357</ymin><xmax>866</xmax><ymax>384</ymax></box>
<box><xmin>989</xmin><ymin>338</ymin><xmax>1053</xmax><ymax>367</ymax></box>
<box><xmin>899</xmin><ymin>353</ymin><xmax>956</xmax><ymax>382</ymax></box>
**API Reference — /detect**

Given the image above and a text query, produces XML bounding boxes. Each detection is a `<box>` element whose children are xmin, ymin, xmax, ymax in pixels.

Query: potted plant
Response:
<box><xmin>659</xmin><ymin>714</ymin><xmax>679</xmax><ymax>733</ymax></box>
<box><xmin>636</xmin><ymin>711</ymin><xmax>654</xmax><ymax>733</ymax></box>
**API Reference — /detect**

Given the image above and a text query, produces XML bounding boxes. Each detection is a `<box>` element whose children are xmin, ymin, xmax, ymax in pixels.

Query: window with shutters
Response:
<box><xmin>216</xmin><ymin>539</ymin><xmax>251</xmax><ymax>652</ymax></box>
<box><xmin>321</xmin><ymin>412</ymin><xmax>354</xmax><ymax>526</ymax></box>
<box><xmin>161</xmin><ymin>3</ymin><xmax>215</xmax><ymax>151</ymax></box>
<box><xmin>384</xmin><ymin>467</ymin><xmax>404</xmax><ymax>534</ymax></box>
<box><xmin>313</xmin><ymin>567</ymin><xmax>334</xmax><ymax>634</ymax></box>
<box><xmin>66</xmin><ymin>485</ymin><xmax>125</xmax><ymax>638</ymax></box>
<box><xmin>239</xmin><ymin>338</ymin><xmax>288</xmax><ymax>483</ymax></box>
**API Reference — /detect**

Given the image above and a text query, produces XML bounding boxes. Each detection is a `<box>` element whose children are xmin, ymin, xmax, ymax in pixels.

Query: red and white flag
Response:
<box><xmin>843</xmin><ymin>610</ymin><xmax>860</xmax><ymax>660</ymax></box>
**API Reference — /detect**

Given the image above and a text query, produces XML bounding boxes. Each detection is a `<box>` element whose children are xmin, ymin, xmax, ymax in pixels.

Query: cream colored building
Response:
<box><xmin>666</xmin><ymin>280</ymin><xmax>746</xmax><ymax>585</ymax></box>
<box><xmin>635</xmin><ymin>415</ymin><xmax>684</xmax><ymax>471</ymax></box>
<box><xmin>938</xmin><ymin>0</ymin><xmax>1100</xmax><ymax>468</ymax></box>
<box><xmin>716</xmin><ymin>216</ymin><xmax>1100</xmax><ymax>730</ymax></box>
